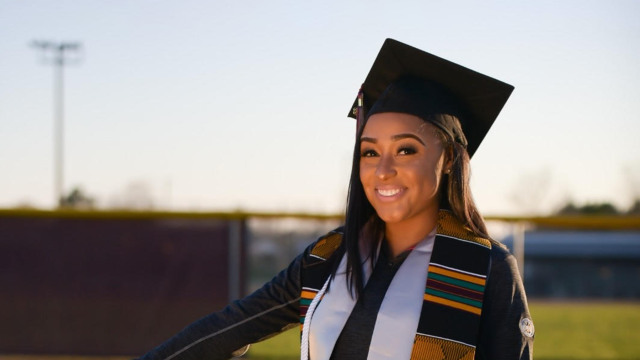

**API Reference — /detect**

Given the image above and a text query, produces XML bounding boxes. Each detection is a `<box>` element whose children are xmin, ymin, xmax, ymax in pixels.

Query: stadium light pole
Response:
<box><xmin>31</xmin><ymin>41</ymin><xmax>82</xmax><ymax>207</ymax></box>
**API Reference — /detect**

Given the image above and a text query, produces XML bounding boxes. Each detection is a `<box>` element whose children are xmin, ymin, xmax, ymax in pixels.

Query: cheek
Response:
<box><xmin>359</xmin><ymin>164</ymin><xmax>375</xmax><ymax>192</ymax></box>
<box><xmin>412</xmin><ymin>168</ymin><xmax>440</xmax><ymax>194</ymax></box>
<box><xmin>359</xmin><ymin>161</ymin><xmax>376</xmax><ymax>179</ymax></box>
<box><xmin>359</xmin><ymin>163</ymin><xmax>382</xmax><ymax>207</ymax></box>
<box><xmin>408</xmin><ymin>158</ymin><xmax>444</xmax><ymax>195</ymax></box>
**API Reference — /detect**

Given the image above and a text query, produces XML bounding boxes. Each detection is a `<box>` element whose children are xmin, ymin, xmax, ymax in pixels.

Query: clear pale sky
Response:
<box><xmin>1</xmin><ymin>0</ymin><xmax>639</xmax><ymax>215</ymax></box>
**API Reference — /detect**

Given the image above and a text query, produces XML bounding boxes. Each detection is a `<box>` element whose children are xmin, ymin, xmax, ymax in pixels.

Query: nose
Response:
<box><xmin>375</xmin><ymin>154</ymin><xmax>397</xmax><ymax>181</ymax></box>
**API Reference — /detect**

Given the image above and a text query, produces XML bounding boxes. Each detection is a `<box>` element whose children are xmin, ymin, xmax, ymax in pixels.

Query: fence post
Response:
<box><xmin>228</xmin><ymin>219</ymin><xmax>243</xmax><ymax>302</ymax></box>
<box><xmin>513</xmin><ymin>221</ymin><xmax>526</xmax><ymax>279</ymax></box>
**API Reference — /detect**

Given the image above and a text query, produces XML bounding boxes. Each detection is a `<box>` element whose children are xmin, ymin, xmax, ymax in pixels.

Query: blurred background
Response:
<box><xmin>1</xmin><ymin>1</ymin><xmax>639</xmax><ymax>359</ymax></box>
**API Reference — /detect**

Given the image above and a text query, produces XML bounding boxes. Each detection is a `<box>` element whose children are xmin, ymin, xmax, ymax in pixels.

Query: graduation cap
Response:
<box><xmin>348</xmin><ymin>39</ymin><xmax>514</xmax><ymax>158</ymax></box>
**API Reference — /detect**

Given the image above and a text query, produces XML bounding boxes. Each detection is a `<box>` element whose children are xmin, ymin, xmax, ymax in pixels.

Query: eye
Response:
<box><xmin>398</xmin><ymin>145</ymin><xmax>417</xmax><ymax>155</ymax></box>
<box><xmin>361</xmin><ymin>148</ymin><xmax>378</xmax><ymax>157</ymax></box>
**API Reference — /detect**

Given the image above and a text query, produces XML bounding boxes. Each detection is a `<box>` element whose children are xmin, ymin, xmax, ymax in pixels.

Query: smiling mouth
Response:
<box><xmin>376</xmin><ymin>188</ymin><xmax>404</xmax><ymax>197</ymax></box>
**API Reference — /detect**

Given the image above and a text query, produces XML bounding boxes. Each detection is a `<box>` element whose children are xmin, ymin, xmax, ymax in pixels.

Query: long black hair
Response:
<box><xmin>331</xmin><ymin>114</ymin><xmax>489</xmax><ymax>299</ymax></box>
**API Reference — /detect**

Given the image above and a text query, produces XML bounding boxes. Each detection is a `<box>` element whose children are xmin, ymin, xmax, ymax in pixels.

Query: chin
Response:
<box><xmin>374</xmin><ymin>208</ymin><xmax>409</xmax><ymax>224</ymax></box>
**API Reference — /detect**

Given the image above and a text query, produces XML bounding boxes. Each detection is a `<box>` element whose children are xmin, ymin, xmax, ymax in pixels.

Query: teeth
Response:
<box><xmin>377</xmin><ymin>189</ymin><xmax>401</xmax><ymax>197</ymax></box>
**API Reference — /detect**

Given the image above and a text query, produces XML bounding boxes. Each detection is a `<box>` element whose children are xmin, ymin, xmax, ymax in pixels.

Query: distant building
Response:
<box><xmin>501</xmin><ymin>230</ymin><xmax>640</xmax><ymax>299</ymax></box>
<box><xmin>247</xmin><ymin>222</ymin><xmax>640</xmax><ymax>300</ymax></box>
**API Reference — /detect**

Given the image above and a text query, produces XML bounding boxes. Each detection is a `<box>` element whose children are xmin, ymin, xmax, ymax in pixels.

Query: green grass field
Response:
<box><xmin>0</xmin><ymin>302</ymin><xmax>637</xmax><ymax>360</ymax></box>
<box><xmin>247</xmin><ymin>302</ymin><xmax>640</xmax><ymax>360</ymax></box>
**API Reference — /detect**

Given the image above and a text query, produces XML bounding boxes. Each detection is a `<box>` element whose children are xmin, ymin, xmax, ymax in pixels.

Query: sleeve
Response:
<box><xmin>474</xmin><ymin>245</ymin><xmax>534</xmax><ymax>360</ymax></box>
<box><xmin>136</xmin><ymin>250</ymin><xmax>304</xmax><ymax>360</ymax></box>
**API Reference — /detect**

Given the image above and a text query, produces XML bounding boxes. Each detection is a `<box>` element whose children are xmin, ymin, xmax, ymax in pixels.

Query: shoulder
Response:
<box><xmin>437</xmin><ymin>210</ymin><xmax>492</xmax><ymax>248</ymax></box>
<box><xmin>306</xmin><ymin>226</ymin><xmax>344</xmax><ymax>261</ymax></box>
<box><xmin>303</xmin><ymin>226</ymin><xmax>344</xmax><ymax>262</ymax></box>
<box><xmin>488</xmin><ymin>238</ymin><xmax>510</xmax><ymax>260</ymax></box>
<box><xmin>299</xmin><ymin>227</ymin><xmax>345</xmax><ymax>289</ymax></box>
<box><xmin>486</xmin><ymin>239</ymin><xmax>520</xmax><ymax>282</ymax></box>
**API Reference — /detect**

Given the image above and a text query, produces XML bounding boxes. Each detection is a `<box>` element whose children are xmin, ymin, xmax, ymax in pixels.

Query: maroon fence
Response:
<box><xmin>0</xmin><ymin>211</ymin><xmax>246</xmax><ymax>356</ymax></box>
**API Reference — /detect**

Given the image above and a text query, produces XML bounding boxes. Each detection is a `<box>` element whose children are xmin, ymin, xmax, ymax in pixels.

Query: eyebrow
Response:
<box><xmin>360</xmin><ymin>133</ymin><xmax>426</xmax><ymax>146</ymax></box>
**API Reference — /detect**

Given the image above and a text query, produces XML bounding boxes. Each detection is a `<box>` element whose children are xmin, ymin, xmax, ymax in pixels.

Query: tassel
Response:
<box><xmin>355</xmin><ymin>86</ymin><xmax>364</xmax><ymax>136</ymax></box>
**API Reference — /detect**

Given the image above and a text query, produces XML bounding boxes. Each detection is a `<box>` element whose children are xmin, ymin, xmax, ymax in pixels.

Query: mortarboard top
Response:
<box><xmin>348</xmin><ymin>38</ymin><xmax>514</xmax><ymax>158</ymax></box>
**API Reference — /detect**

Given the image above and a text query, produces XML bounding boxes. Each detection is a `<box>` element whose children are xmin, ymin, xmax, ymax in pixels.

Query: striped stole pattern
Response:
<box><xmin>411</xmin><ymin>211</ymin><xmax>492</xmax><ymax>360</ymax></box>
<box><xmin>411</xmin><ymin>335</ymin><xmax>475</xmax><ymax>360</ymax></box>
<box><xmin>425</xmin><ymin>263</ymin><xmax>486</xmax><ymax>315</ymax></box>
<box><xmin>300</xmin><ymin>287</ymin><xmax>319</xmax><ymax>331</ymax></box>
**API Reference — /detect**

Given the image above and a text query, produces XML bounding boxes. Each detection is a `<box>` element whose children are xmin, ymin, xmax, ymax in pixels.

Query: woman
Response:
<box><xmin>138</xmin><ymin>39</ymin><xmax>533</xmax><ymax>360</ymax></box>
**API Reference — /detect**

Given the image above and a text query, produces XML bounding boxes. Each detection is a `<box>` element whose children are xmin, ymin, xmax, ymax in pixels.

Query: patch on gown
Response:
<box><xmin>519</xmin><ymin>318</ymin><xmax>535</xmax><ymax>338</ymax></box>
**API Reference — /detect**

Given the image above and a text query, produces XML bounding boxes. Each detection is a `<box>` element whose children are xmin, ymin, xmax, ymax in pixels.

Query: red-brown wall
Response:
<box><xmin>0</xmin><ymin>213</ymin><xmax>246</xmax><ymax>356</ymax></box>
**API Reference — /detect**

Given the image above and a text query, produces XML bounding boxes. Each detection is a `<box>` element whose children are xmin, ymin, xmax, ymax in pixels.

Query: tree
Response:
<box><xmin>628</xmin><ymin>199</ymin><xmax>640</xmax><ymax>215</ymax></box>
<box><xmin>59</xmin><ymin>187</ymin><xmax>96</xmax><ymax>209</ymax></box>
<box><xmin>556</xmin><ymin>201</ymin><xmax>619</xmax><ymax>215</ymax></box>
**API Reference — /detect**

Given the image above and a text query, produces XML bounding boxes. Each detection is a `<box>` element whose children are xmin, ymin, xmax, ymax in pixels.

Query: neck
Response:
<box><xmin>384</xmin><ymin>206</ymin><xmax>439</xmax><ymax>258</ymax></box>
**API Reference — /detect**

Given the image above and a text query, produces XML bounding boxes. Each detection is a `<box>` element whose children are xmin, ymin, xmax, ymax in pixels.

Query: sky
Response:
<box><xmin>1</xmin><ymin>0</ymin><xmax>639</xmax><ymax>216</ymax></box>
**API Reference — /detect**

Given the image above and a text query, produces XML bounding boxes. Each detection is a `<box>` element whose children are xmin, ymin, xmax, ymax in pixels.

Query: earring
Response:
<box><xmin>444</xmin><ymin>169</ymin><xmax>451</xmax><ymax>174</ymax></box>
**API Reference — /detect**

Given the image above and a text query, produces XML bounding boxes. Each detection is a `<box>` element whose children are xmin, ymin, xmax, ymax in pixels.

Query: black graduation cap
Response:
<box><xmin>348</xmin><ymin>38</ymin><xmax>514</xmax><ymax>158</ymax></box>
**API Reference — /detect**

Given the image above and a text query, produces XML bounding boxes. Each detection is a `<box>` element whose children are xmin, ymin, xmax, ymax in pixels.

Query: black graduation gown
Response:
<box><xmin>137</xmin><ymin>230</ymin><xmax>533</xmax><ymax>360</ymax></box>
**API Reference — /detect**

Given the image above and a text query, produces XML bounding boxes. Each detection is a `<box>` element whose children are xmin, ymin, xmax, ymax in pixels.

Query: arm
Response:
<box><xmin>137</xmin><ymin>251</ymin><xmax>303</xmax><ymax>360</ymax></box>
<box><xmin>475</xmin><ymin>244</ymin><xmax>534</xmax><ymax>360</ymax></box>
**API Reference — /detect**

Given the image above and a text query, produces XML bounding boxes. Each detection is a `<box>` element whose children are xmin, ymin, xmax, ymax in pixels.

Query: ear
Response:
<box><xmin>443</xmin><ymin>145</ymin><xmax>454</xmax><ymax>173</ymax></box>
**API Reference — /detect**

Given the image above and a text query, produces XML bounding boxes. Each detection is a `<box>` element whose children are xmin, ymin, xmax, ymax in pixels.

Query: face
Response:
<box><xmin>359</xmin><ymin>112</ymin><xmax>450</xmax><ymax>224</ymax></box>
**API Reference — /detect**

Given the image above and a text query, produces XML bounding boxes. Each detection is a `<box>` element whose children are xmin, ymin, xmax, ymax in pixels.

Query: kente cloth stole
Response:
<box><xmin>299</xmin><ymin>211</ymin><xmax>492</xmax><ymax>360</ymax></box>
